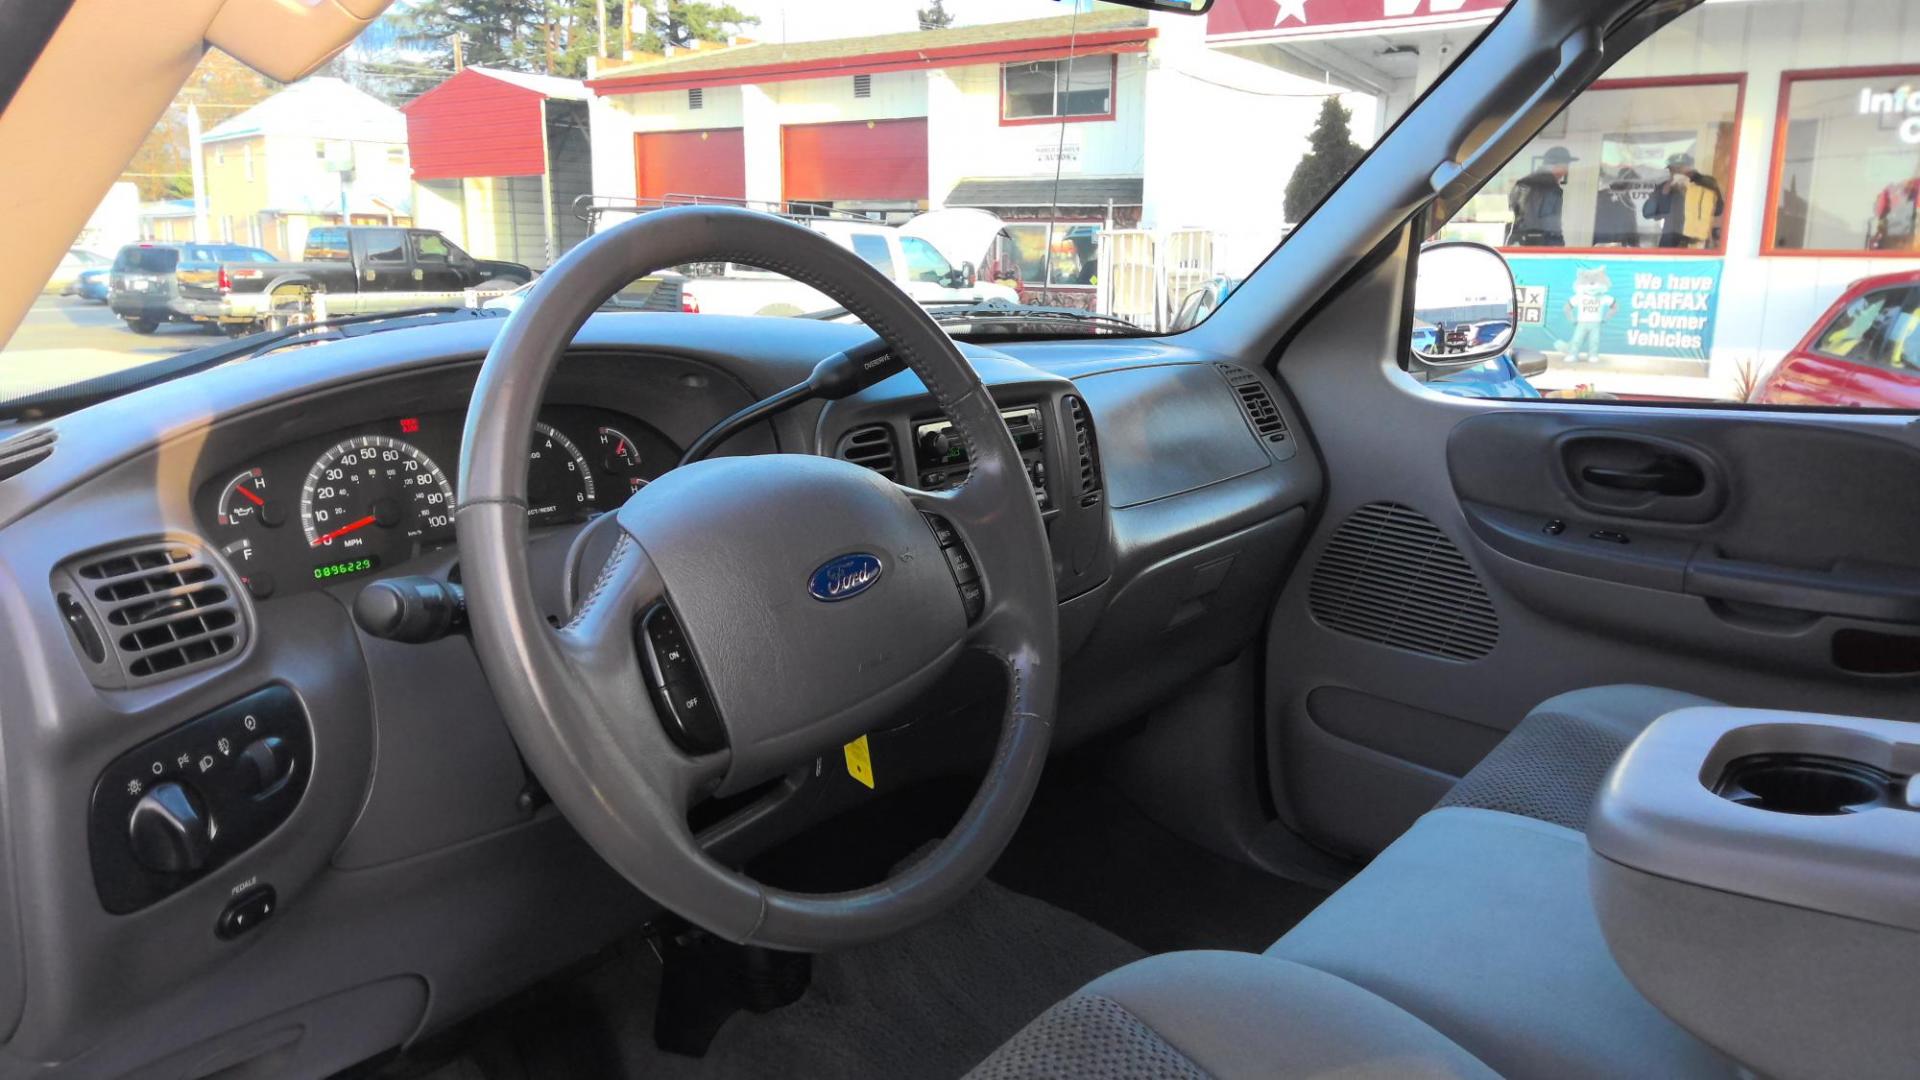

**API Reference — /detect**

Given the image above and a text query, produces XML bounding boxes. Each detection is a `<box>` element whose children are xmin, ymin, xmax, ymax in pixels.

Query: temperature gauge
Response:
<box><xmin>216</xmin><ymin>468</ymin><xmax>285</xmax><ymax>530</ymax></box>
<box><xmin>596</xmin><ymin>426</ymin><xmax>651</xmax><ymax>496</ymax></box>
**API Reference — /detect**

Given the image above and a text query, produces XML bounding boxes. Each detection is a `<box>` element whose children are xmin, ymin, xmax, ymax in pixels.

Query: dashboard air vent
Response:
<box><xmin>1216</xmin><ymin>364</ymin><xmax>1289</xmax><ymax>444</ymax></box>
<box><xmin>837</xmin><ymin>424</ymin><xmax>899</xmax><ymax>480</ymax></box>
<box><xmin>1308</xmin><ymin>502</ymin><xmax>1497</xmax><ymax>662</ymax></box>
<box><xmin>61</xmin><ymin>541</ymin><xmax>246</xmax><ymax>685</ymax></box>
<box><xmin>1063</xmin><ymin>395</ymin><xmax>1102</xmax><ymax>505</ymax></box>
<box><xmin>0</xmin><ymin>427</ymin><xmax>55</xmax><ymax>483</ymax></box>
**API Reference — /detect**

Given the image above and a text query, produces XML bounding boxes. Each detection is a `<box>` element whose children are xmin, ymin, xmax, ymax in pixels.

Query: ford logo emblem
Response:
<box><xmin>809</xmin><ymin>553</ymin><xmax>883</xmax><ymax>601</ymax></box>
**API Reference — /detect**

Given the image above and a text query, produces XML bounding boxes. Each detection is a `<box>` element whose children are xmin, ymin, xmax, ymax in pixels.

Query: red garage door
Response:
<box><xmin>635</xmin><ymin>129</ymin><xmax>746</xmax><ymax>201</ymax></box>
<box><xmin>782</xmin><ymin>119</ymin><xmax>928</xmax><ymax>203</ymax></box>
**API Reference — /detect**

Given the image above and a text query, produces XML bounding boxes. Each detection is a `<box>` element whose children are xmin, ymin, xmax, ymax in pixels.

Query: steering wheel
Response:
<box><xmin>455</xmin><ymin>207</ymin><xmax>1058</xmax><ymax>951</ymax></box>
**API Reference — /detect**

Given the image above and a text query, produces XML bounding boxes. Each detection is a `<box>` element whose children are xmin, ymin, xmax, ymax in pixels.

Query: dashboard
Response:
<box><xmin>0</xmin><ymin>312</ymin><xmax>1319</xmax><ymax>1078</ymax></box>
<box><xmin>193</xmin><ymin>406</ymin><xmax>677</xmax><ymax>600</ymax></box>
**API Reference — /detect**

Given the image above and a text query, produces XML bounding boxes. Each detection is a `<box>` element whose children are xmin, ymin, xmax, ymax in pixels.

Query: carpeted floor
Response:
<box><xmin>383</xmin><ymin>758</ymin><xmax>1335</xmax><ymax>1079</ymax></box>
<box><xmin>400</xmin><ymin>877</ymin><xmax>1143</xmax><ymax>1080</ymax></box>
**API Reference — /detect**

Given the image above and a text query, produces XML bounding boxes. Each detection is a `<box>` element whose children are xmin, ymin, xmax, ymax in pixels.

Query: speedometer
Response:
<box><xmin>299</xmin><ymin>436</ymin><xmax>455</xmax><ymax>552</ymax></box>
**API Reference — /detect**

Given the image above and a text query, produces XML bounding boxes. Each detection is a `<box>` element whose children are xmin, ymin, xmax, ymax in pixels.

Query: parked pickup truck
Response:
<box><xmin>670</xmin><ymin>218</ymin><xmax>1018</xmax><ymax>317</ymax></box>
<box><xmin>173</xmin><ymin>226</ymin><xmax>534</xmax><ymax>333</ymax></box>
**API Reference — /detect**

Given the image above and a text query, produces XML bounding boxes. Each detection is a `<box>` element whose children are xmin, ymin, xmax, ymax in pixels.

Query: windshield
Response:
<box><xmin>5</xmin><ymin>0</ymin><xmax>1504</xmax><ymax>406</ymax></box>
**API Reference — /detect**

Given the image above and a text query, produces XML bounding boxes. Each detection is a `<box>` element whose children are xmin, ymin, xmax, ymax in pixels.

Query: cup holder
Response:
<box><xmin>1713</xmin><ymin>754</ymin><xmax>1898</xmax><ymax>816</ymax></box>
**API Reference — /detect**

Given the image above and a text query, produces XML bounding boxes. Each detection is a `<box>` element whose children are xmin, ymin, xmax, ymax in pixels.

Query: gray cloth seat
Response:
<box><xmin>1435</xmin><ymin>684</ymin><xmax>1719</xmax><ymax>830</ymax></box>
<box><xmin>972</xmin><ymin>807</ymin><xmax>1736</xmax><ymax>1079</ymax></box>
<box><xmin>966</xmin><ymin>950</ymin><xmax>1497</xmax><ymax>1080</ymax></box>
<box><xmin>1268</xmin><ymin>807</ymin><xmax>1733</xmax><ymax>1079</ymax></box>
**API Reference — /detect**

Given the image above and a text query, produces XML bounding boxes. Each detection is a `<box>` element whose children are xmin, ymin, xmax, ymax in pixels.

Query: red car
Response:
<box><xmin>1752</xmin><ymin>270</ymin><xmax>1920</xmax><ymax>408</ymax></box>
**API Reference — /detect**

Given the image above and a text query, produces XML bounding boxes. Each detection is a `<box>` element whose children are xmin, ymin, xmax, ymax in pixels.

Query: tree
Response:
<box><xmin>122</xmin><ymin>51</ymin><xmax>279</xmax><ymax>200</ymax></box>
<box><xmin>918</xmin><ymin>0</ymin><xmax>954</xmax><ymax>30</ymax></box>
<box><xmin>388</xmin><ymin>0</ymin><xmax>752</xmax><ymax>81</ymax></box>
<box><xmin>1282</xmin><ymin>96</ymin><xmax>1364</xmax><ymax>224</ymax></box>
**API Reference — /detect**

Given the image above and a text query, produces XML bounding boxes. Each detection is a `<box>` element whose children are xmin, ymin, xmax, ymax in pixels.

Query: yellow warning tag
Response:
<box><xmin>843</xmin><ymin>735</ymin><xmax>875</xmax><ymax>789</ymax></box>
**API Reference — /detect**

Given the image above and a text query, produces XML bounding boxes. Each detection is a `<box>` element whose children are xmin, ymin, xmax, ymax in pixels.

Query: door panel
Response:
<box><xmin>1264</xmin><ymin>236</ymin><xmax>1920</xmax><ymax>858</ymax></box>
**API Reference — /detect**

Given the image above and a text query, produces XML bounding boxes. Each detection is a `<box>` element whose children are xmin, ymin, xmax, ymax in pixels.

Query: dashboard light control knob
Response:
<box><xmin>128</xmin><ymin>781</ymin><xmax>214</xmax><ymax>874</ymax></box>
<box><xmin>239</xmin><ymin>736</ymin><xmax>291</xmax><ymax>794</ymax></box>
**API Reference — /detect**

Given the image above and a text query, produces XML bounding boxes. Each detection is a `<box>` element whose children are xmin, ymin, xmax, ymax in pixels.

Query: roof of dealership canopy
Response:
<box><xmin>584</xmin><ymin>8</ymin><xmax>1154</xmax><ymax>95</ymax></box>
<box><xmin>201</xmin><ymin>76</ymin><xmax>406</xmax><ymax>145</ymax></box>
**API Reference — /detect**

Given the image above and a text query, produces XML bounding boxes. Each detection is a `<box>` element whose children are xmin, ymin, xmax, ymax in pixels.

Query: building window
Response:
<box><xmin>1001</xmin><ymin>56</ymin><xmax>1115</xmax><ymax>124</ymax></box>
<box><xmin>853</xmin><ymin>73</ymin><xmax>872</xmax><ymax>99</ymax></box>
<box><xmin>1767</xmin><ymin>66</ymin><xmax>1920</xmax><ymax>255</ymax></box>
<box><xmin>688</xmin><ymin>87</ymin><xmax>704</xmax><ymax>110</ymax></box>
<box><xmin>1437</xmin><ymin>76</ymin><xmax>1743</xmax><ymax>254</ymax></box>
<box><xmin>1004</xmin><ymin>222</ymin><xmax>1101</xmax><ymax>287</ymax></box>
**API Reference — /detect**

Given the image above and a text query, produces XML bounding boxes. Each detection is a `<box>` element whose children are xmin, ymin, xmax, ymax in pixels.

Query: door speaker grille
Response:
<box><xmin>1308</xmin><ymin>502</ymin><xmax>1497</xmax><ymax>661</ymax></box>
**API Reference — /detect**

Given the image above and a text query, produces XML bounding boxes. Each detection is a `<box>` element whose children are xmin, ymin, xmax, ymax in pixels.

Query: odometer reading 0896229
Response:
<box><xmin>299</xmin><ymin>436</ymin><xmax>455</xmax><ymax>554</ymax></box>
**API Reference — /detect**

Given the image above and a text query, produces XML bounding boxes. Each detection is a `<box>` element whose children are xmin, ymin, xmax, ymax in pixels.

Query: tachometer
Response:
<box><xmin>528</xmin><ymin>422</ymin><xmax>597</xmax><ymax>524</ymax></box>
<box><xmin>299</xmin><ymin>436</ymin><xmax>454</xmax><ymax>552</ymax></box>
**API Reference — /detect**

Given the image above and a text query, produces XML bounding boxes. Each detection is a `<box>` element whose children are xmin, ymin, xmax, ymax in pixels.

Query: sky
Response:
<box><xmin>725</xmin><ymin>0</ymin><xmax>1101</xmax><ymax>43</ymax></box>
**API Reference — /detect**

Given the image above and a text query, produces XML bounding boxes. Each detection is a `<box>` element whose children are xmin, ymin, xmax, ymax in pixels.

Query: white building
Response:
<box><xmin>583</xmin><ymin>9</ymin><xmax>1329</xmax><ymax>307</ymax></box>
<box><xmin>200</xmin><ymin>77</ymin><xmax>415</xmax><ymax>258</ymax></box>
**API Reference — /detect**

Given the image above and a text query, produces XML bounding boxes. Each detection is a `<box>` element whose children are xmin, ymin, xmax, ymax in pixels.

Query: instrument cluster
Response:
<box><xmin>195</xmin><ymin>405</ymin><xmax>677</xmax><ymax>600</ymax></box>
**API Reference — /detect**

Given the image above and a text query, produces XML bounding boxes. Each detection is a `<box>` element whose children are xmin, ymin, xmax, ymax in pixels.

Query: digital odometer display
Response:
<box><xmin>313</xmin><ymin>555</ymin><xmax>380</xmax><ymax>581</ymax></box>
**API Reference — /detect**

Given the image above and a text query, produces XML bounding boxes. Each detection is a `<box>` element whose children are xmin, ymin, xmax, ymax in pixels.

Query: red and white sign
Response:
<box><xmin>1207</xmin><ymin>0</ymin><xmax>1507</xmax><ymax>42</ymax></box>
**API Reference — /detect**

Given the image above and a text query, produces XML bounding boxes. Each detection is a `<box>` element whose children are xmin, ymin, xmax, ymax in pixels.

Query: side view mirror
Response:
<box><xmin>959</xmin><ymin>261</ymin><xmax>977</xmax><ymax>289</ymax></box>
<box><xmin>1513</xmin><ymin>348</ymin><xmax>1550</xmax><ymax>379</ymax></box>
<box><xmin>1411</xmin><ymin>241</ymin><xmax>1517</xmax><ymax>368</ymax></box>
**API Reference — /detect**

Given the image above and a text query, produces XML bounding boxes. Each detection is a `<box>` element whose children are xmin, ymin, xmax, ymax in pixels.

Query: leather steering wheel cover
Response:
<box><xmin>456</xmin><ymin>206</ymin><xmax>1057</xmax><ymax>950</ymax></box>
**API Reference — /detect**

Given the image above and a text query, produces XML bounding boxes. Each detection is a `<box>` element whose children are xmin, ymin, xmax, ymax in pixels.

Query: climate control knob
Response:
<box><xmin>127</xmin><ymin>781</ymin><xmax>214</xmax><ymax>874</ymax></box>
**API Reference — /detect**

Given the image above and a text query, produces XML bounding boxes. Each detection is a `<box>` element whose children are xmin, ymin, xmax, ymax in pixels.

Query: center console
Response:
<box><xmin>1588</xmin><ymin>706</ymin><xmax>1920</xmax><ymax>1080</ymax></box>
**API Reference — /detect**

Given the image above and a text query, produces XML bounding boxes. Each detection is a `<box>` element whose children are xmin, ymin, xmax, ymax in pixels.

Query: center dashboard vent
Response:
<box><xmin>1307</xmin><ymin>502</ymin><xmax>1497</xmax><ymax>662</ymax></box>
<box><xmin>1063</xmin><ymin>395</ymin><xmax>1103</xmax><ymax>505</ymax></box>
<box><xmin>1215</xmin><ymin>363</ymin><xmax>1290</xmax><ymax>445</ymax></box>
<box><xmin>56</xmin><ymin>541</ymin><xmax>247</xmax><ymax>687</ymax></box>
<box><xmin>0</xmin><ymin>427</ymin><xmax>55</xmax><ymax>483</ymax></box>
<box><xmin>837</xmin><ymin>424</ymin><xmax>899</xmax><ymax>480</ymax></box>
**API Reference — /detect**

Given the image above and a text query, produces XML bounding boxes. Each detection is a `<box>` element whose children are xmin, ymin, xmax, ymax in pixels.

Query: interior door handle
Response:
<box><xmin>1580</xmin><ymin>463</ymin><xmax>1701</xmax><ymax>496</ymax></box>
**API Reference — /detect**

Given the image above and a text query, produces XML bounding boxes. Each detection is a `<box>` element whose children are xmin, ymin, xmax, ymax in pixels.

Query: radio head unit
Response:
<box><xmin>913</xmin><ymin>405</ymin><xmax>1049</xmax><ymax>509</ymax></box>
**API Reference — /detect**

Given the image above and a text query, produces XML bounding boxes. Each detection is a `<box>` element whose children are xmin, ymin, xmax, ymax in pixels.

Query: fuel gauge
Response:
<box><xmin>216</xmin><ymin>468</ymin><xmax>286</xmax><ymax>530</ymax></box>
<box><xmin>220</xmin><ymin>537</ymin><xmax>274</xmax><ymax>600</ymax></box>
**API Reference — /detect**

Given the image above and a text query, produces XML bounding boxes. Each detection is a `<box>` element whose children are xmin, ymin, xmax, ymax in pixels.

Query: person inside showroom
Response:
<box><xmin>1642</xmin><ymin>151</ymin><xmax>1724</xmax><ymax>248</ymax></box>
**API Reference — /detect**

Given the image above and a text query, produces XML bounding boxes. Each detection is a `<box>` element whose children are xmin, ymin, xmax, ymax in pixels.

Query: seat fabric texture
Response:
<box><xmin>1267</xmin><ymin>807</ymin><xmax>1735</xmax><ymax>1080</ymax></box>
<box><xmin>965</xmin><ymin>951</ymin><xmax>1496</xmax><ymax>1080</ymax></box>
<box><xmin>1434</xmin><ymin>684</ymin><xmax>1719</xmax><ymax>830</ymax></box>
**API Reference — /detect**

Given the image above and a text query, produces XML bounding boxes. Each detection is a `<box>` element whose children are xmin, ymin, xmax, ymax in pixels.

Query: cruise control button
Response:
<box><xmin>942</xmin><ymin>544</ymin><xmax>979</xmax><ymax>584</ymax></box>
<box><xmin>659</xmin><ymin>678</ymin><xmax>726</xmax><ymax>755</ymax></box>
<box><xmin>958</xmin><ymin>580</ymin><xmax>985</xmax><ymax>620</ymax></box>
<box><xmin>923</xmin><ymin>514</ymin><xmax>958</xmax><ymax>548</ymax></box>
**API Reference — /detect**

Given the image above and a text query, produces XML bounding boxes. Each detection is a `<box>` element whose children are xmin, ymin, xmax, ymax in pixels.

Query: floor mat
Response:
<box><xmin>613</xmin><ymin>879</ymin><xmax>1142</xmax><ymax>1079</ymax></box>
<box><xmin>990</xmin><ymin>761</ymin><xmax>1331</xmax><ymax>955</ymax></box>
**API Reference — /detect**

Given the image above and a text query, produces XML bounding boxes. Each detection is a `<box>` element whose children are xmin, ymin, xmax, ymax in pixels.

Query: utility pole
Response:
<box><xmin>450</xmin><ymin>32</ymin><xmax>465</xmax><ymax>71</ymax></box>
<box><xmin>596</xmin><ymin>0</ymin><xmax>609</xmax><ymax>59</ymax></box>
<box><xmin>622</xmin><ymin>0</ymin><xmax>634</xmax><ymax>56</ymax></box>
<box><xmin>187</xmin><ymin>103</ymin><xmax>209</xmax><ymax>243</ymax></box>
